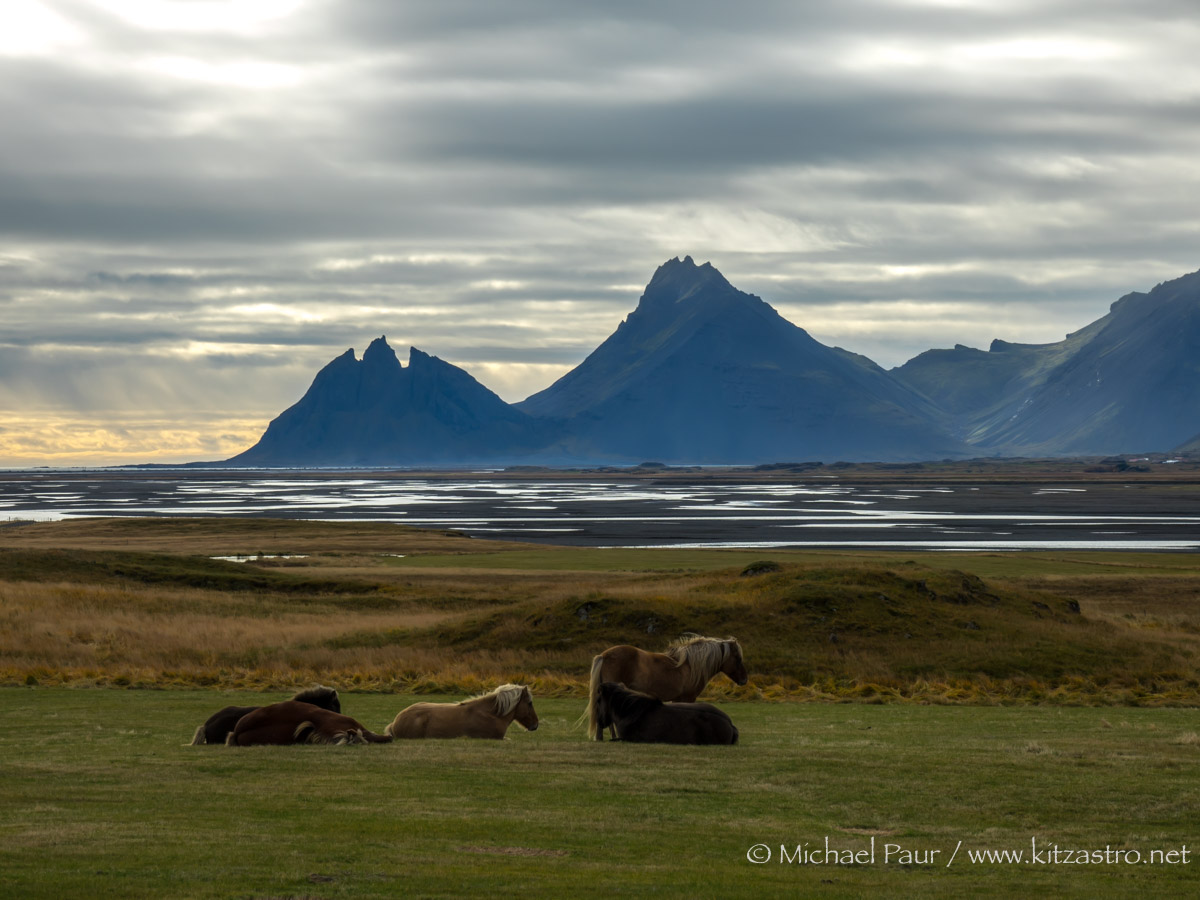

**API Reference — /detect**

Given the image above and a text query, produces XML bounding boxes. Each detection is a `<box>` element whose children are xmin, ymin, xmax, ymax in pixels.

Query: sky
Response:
<box><xmin>3</xmin><ymin>0</ymin><xmax>1200</xmax><ymax>465</ymax></box>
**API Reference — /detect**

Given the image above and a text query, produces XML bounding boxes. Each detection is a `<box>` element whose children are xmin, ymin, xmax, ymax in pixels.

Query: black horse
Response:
<box><xmin>594</xmin><ymin>682</ymin><xmax>738</xmax><ymax>745</ymax></box>
<box><xmin>190</xmin><ymin>686</ymin><xmax>340</xmax><ymax>745</ymax></box>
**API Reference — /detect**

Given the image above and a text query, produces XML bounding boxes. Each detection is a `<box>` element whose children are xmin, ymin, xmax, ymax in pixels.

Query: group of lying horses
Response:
<box><xmin>191</xmin><ymin>683</ymin><xmax>538</xmax><ymax>746</ymax></box>
<box><xmin>191</xmin><ymin>634</ymin><xmax>746</xmax><ymax>748</ymax></box>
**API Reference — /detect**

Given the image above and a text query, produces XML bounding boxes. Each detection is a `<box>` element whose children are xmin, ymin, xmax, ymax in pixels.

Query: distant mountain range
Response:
<box><xmin>224</xmin><ymin>258</ymin><xmax>1200</xmax><ymax>466</ymax></box>
<box><xmin>893</xmin><ymin>268</ymin><xmax>1200</xmax><ymax>457</ymax></box>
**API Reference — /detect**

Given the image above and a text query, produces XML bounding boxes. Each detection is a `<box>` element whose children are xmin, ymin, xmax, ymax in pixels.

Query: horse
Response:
<box><xmin>385</xmin><ymin>684</ymin><xmax>539</xmax><ymax>740</ymax></box>
<box><xmin>190</xmin><ymin>686</ymin><xmax>341</xmax><ymax>745</ymax></box>
<box><xmin>227</xmin><ymin>700</ymin><xmax>392</xmax><ymax>746</ymax></box>
<box><xmin>593</xmin><ymin>682</ymin><xmax>738</xmax><ymax>745</ymax></box>
<box><xmin>582</xmin><ymin>634</ymin><xmax>747</xmax><ymax>740</ymax></box>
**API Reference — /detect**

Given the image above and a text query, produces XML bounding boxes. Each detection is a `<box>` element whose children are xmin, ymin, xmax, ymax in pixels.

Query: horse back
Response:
<box><xmin>387</xmin><ymin>702</ymin><xmax>440</xmax><ymax>739</ymax></box>
<box><xmin>600</xmin><ymin>645</ymin><xmax>685</xmax><ymax>700</ymax></box>
<box><xmin>623</xmin><ymin>701</ymin><xmax>738</xmax><ymax>745</ymax></box>
<box><xmin>387</xmin><ymin>701</ymin><xmax>506</xmax><ymax>739</ymax></box>
<box><xmin>232</xmin><ymin>701</ymin><xmax>386</xmax><ymax>746</ymax></box>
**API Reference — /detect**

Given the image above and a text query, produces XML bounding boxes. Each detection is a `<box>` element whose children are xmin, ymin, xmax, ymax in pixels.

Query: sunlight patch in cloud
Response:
<box><xmin>89</xmin><ymin>0</ymin><xmax>304</xmax><ymax>35</ymax></box>
<box><xmin>139</xmin><ymin>56</ymin><xmax>305</xmax><ymax>89</ymax></box>
<box><xmin>0</xmin><ymin>1</ymin><xmax>85</xmax><ymax>56</ymax></box>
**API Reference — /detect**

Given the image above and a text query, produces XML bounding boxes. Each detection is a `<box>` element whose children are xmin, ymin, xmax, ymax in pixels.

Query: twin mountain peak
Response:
<box><xmin>226</xmin><ymin>256</ymin><xmax>1200</xmax><ymax>466</ymax></box>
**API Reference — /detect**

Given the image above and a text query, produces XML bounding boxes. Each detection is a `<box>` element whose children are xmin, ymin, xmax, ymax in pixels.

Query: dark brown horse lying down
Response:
<box><xmin>583</xmin><ymin>634</ymin><xmax>747</xmax><ymax>740</ymax></box>
<box><xmin>227</xmin><ymin>700</ymin><xmax>392</xmax><ymax>746</ymax></box>
<box><xmin>595</xmin><ymin>682</ymin><xmax>738</xmax><ymax>745</ymax></box>
<box><xmin>190</xmin><ymin>686</ymin><xmax>340</xmax><ymax>745</ymax></box>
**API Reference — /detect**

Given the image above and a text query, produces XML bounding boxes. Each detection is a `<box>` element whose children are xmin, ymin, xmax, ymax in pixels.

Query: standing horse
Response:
<box><xmin>385</xmin><ymin>684</ymin><xmax>539</xmax><ymax>739</ymax></box>
<box><xmin>594</xmin><ymin>682</ymin><xmax>738</xmax><ymax>745</ymax></box>
<box><xmin>227</xmin><ymin>700</ymin><xmax>392</xmax><ymax>746</ymax></box>
<box><xmin>582</xmin><ymin>634</ymin><xmax>747</xmax><ymax>740</ymax></box>
<box><xmin>190</xmin><ymin>686</ymin><xmax>341</xmax><ymax>745</ymax></box>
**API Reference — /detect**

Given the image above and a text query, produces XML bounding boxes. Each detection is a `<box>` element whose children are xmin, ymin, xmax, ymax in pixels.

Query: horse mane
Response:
<box><xmin>665</xmin><ymin>634</ymin><xmax>741</xmax><ymax>693</ymax></box>
<box><xmin>464</xmin><ymin>683</ymin><xmax>530</xmax><ymax>717</ymax></box>
<box><xmin>292</xmin><ymin>685</ymin><xmax>339</xmax><ymax>711</ymax></box>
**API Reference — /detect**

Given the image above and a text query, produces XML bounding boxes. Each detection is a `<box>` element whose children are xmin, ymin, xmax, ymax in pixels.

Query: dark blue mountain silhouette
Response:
<box><xmin>223</xmin><ymin>258</ymin><xmax>1200</xmax><ymax>466</ymax></box>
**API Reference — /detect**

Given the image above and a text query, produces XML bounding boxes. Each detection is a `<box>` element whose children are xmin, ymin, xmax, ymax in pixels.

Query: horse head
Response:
<box><xmin>722</xmin><ymin>640</ymin><xmax>749</xmax><ymax>686</ymax></box>
<box><xmin>514</xmin><ymin>687</ymin><xmax>539</xmax><ymax>731</ymax></box>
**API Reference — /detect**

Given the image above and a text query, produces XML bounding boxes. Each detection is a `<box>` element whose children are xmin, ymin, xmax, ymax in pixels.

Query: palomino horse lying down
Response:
<box><xmin>190</xmin><ymin>686</ymin><xmax>340</xmax><ymax>745</ymax></box>
<box><xmin>228</xmin><ymin>700</ymin><xmax>392</xmax><ymax>746</ymax></box>
<box><xmin>386</xmin><ymin>684</ymin><xmax>538</xmax><ymax>739</ymax></box>
<box><xmin>582</xmin><ymin>634</ymin><xmax>747</xmax><ymax>740</ymax></box>
<box><xmin>594</xmin><ymin>682</ymin><xmax>738</xmax><ymax>745</ymax></box>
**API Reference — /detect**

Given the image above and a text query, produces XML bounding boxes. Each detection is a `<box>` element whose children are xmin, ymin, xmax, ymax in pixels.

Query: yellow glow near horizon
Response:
<box><xmin>0</xmin><ymin>412</ymin><xmax>268</xmax><ymax>467</ymax></box>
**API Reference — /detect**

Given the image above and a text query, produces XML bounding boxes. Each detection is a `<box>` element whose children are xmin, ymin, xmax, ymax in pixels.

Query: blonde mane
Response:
<box><xmin>464</xmin><ymin>683</ymin><xmax>530</xmax><ymax>717</ymax></box>
<box><xmin>664</xmin><ymin>634</ymin><xmax>740</xmax><ymax>692</ymax></box>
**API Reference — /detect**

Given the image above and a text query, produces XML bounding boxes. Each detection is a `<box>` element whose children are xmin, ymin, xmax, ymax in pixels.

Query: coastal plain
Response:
<box><xmin>2</xmin><ymin>500</ymin><xmax>1199</xmax><ymax>897</ymax></box>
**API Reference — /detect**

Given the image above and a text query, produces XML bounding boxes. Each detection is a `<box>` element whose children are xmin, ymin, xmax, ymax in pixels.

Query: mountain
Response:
<box><xmin>223</xmin><ymin>259</ymin><xmax>1200</xmax><ymax>468</ymax></box>
<box><xmin>894</xmin><ymin>268</ymin><xmax>1200</xmax><ymax>455</ymax></box>
<box><xmin>515</xmin><ymin>256</ymin><xmax>967</xmax><ymax>463</ymax></box>
<box><xmin>226</xmin><ymin>337</ymin><xmax>555</xmax><ymax>466</ymax></box>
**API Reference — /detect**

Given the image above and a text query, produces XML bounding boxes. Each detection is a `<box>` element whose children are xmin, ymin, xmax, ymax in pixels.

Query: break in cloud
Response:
<box><xmin>3</xmin><ymin>0</ymin><xmax>1200</xmax><ymax>463</ymax></box>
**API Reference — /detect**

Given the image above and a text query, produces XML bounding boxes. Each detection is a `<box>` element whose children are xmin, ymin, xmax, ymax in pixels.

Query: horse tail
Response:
<box><xmin>361</xmin><ymin>729</ymin><xmax>392</xmax><ymax>744</ymax></box>
<box><xmin>224</xmin><ymin>731</ymin><xmax>237</xmax><ymax>747</ymax></box>
<box><xmin>190</xmin><ymin>725</ymin><xmax>206</xmax><ymax>745</ymax></box>
<box><xmin>577</xmin><ymin>654</ymin><xmax>606</xmax><ymax>741</ymax></box>
<box><xmin>293</xmin><ymin>720</ymin><xmax>317</xmax><ymax>743</ymax></box>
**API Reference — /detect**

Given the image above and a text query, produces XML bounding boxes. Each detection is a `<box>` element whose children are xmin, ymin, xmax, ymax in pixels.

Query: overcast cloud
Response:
<box><xmin>3</xmin><ymin>0</ymin><xmax>1200</xmax><ymax>463</ymax></box>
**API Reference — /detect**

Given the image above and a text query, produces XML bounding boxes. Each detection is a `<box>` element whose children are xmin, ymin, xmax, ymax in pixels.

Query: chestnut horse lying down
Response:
<box><xmin>594</xmin><ymin>682</ymin><xmax>738</xmax><ymax>745</ymax></box>
<box><xmin>385</xmin><ymin>684</ymin><xmax>538</xmax><ymax>739</ymax></box>
<box><xmin>190</xmin><ymin>686</ymin><xmax>340</xmax><ymax>745</ymax></box>
<box><xmin>228</xmin><ymin>700</ymin><xmax>392</xmax><ymax>746</ymax></box>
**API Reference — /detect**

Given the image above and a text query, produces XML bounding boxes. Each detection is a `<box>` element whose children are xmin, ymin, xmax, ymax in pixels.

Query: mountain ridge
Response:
<box><xmin>220</xmin><ymin>258</ymin><xmax>1200</xmax><ymax>466</ymax></box>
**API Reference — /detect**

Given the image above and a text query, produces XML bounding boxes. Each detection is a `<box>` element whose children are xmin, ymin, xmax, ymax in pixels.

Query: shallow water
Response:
<box><xmin>1</xmin><ymin>472</ymin><xmax>1197</xmax><ymax>551</ymax></box>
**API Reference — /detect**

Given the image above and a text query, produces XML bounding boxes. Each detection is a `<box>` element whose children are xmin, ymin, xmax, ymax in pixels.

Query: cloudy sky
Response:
<box><xmin>3</xmin><ymin>0</ymin><xmax>1200</xmax><ymax>464</ymax></box>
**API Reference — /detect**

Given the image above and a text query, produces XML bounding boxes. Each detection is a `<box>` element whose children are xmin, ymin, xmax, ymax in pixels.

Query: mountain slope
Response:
<box><xmin>518</xmin><ymin>257</ymin><xmax>967</xmax><ymax>463</ymax></box>
<box><xmin>895</xmin><ymin>269</ymin><xmax>1200</xmax><ymax>454</ymax></box>
<box><xmin>227</xmin><ymin>337</ymin><xmax>555</xmax><ymax>466</ymax></box>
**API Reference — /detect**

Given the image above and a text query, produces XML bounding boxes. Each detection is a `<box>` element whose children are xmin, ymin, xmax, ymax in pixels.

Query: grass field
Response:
<box><xmin>2</xmin><ymin>688</ymin><xmax>1197</xmax><ymax>898</ymax></box>
<box><xmin>3</xmin><ymin>518</ymin><xmax>1200</xmax><ymax>896</ymax></box>
<box><xmin>3</xmin><ymin>518</ymin><xmax>1200</xmax><ymax>703</ymax></box>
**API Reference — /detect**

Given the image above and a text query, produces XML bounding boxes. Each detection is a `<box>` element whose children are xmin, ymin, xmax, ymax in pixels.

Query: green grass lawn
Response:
<box><xmin>2</xmin><ymin>688</ymin><xmax>1198</xmax><ymax>898</ymax></box>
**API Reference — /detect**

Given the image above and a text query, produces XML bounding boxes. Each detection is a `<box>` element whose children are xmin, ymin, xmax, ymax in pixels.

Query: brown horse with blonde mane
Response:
<box><xmin>227</xmin><ymin>700</ymin><xmax>392</xmax><ymax>746</ymax></box>
<box><xmin>582</xmin><ymin>634</ymin><xmax>747</xmax><ymax>740</ymax></box>
<box><xmin>385</xmin><ymin>684</ymin><xmax>539</xmax><ymax>739</ymax></box>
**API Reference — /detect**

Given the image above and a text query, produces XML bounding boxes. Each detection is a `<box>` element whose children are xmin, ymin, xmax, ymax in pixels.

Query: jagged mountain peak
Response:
<box><xmin>639</xmin><ymin>255</ymin><xmax>736</xmax><ymax>307</ymax></box>
<box><xmin>517</xmin><ymin>256</ymin><xmax>963</xmax><ymax>462</ymax></box>
<box><xmin>362</xmin><ymin>335</ymin><xmax>400</xmax><ymax>368</ymax></box>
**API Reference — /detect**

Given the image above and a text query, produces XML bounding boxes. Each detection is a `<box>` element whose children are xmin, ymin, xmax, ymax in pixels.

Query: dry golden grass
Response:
<box><xmin>4</xmin><ymin>518</ymin><xmax>1200</xmax><ymax>704</ymax></box>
